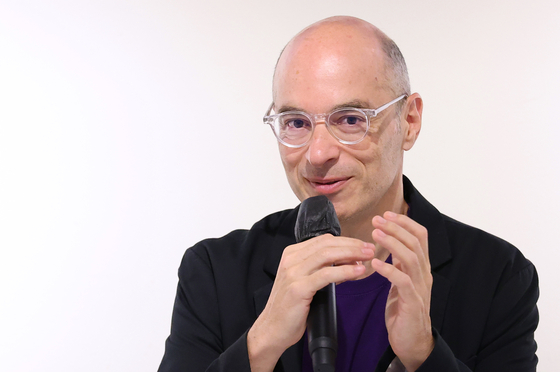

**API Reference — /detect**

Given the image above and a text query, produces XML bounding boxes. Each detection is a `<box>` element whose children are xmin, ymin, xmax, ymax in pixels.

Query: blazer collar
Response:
<box><xmin>404</xmin><ymin>176</ymin><xmax>452</xmax><ymax>331</ymax></box>
<box><xmin>404</xmin><ymin>175</ymin><xmax>452</xmax><ymax>271</ymax></box>
<box><xmin>403</xmin><ymin>177</ymin><xmax>451</xmax><ymax>332</ymax></box>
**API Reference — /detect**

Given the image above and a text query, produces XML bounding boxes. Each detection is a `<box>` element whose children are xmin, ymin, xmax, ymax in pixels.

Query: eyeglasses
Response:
<box><xmin>263</xmin><ymin>94</ymin><xmax>407</xmax><ymax>148</ymax></box>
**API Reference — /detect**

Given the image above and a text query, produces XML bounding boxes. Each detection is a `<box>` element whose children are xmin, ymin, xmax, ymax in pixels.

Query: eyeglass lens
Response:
<box><xmin>276</xmin><ymin>109</ymin><xmax>368</xmax><ymax>145</ymax></box>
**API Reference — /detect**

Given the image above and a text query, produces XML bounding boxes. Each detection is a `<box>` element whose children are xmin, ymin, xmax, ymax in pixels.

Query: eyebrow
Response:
<box><xmin>277</xmin><ymin>100</ymin><xmax>372</xmax><ymax>114</ymax></box>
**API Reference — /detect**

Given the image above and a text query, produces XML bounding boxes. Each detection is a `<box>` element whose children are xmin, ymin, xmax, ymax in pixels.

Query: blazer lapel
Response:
<box><xmin>404</xmin><ymin>176</ymin><xmax>452</xmax><ymax>333</ymax></box>
<box><xmin>430</xmin><ymin>272</ymin><xmax>451</xmax><ymax>332</ymax></box>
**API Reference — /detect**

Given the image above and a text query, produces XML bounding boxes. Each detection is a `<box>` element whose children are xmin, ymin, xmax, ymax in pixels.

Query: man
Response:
<box><xmin>158</xmin><ymin>16</ymin><xmax>538</xmax><ymax>372</ymax></box>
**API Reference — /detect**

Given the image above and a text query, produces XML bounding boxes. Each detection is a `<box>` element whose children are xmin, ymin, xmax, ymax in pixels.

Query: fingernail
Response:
<box><xmin>375</xmin><ymin>229</ymin><xmax>386</xmax><ymax>237</ymax></box>
<box><xmin>370</xmin><ymin>259</ymin><xmax>382</xmax><ymax>268</ymax></box>
<box><xmin>362</xmin><ymin>248</ymin><xmax>374</xmax><ymax>255</ymax></box>
<box><xmin>376</xmin><ymin>216</ymin><xmax>387</xmax><ymax>224</ymax></box>
<box><xmin>354</xmin><ymin>264</ymin><xmax>365</xmax><ymax>273</ymax></box>
<box><xmin>385</xmin><ymin>211</ymin><xmax>397</xmax><ymax>219</ymax></box>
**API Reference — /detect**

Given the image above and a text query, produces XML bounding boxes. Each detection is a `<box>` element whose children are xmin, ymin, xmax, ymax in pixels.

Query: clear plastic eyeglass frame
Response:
<box><xmin>263</xmin><ymin>94</ymin><xmax>408</xmax><ymax>148</ymax></box>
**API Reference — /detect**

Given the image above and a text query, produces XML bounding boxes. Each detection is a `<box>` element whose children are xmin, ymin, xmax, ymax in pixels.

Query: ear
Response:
<box><xmin>401</xmin><ymin>93</ymin><xmax>423</xmax><ymax>151</ymax></box>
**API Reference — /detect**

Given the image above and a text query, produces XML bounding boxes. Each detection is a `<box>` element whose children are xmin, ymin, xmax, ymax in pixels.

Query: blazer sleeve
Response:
<box><xmin>158</xmin><ymin>248</ymin><xmax>253</xmax><ymax>372</ymax></box>
<box><xmin>416</xmin><ymin>262</ymin><xmax>539</xmax><ymax>372</ymax></box>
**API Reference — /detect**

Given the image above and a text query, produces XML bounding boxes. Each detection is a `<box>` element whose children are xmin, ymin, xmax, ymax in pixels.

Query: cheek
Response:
<box><xmin>357</xmin><ymin>133</ymin><xmax>400</xmax><ymax>174</ymax></box>
<box><xmin>378</xmin><ymin>132</ymin><xmax>404</xmax><ymax>169</ymax></box>
<box><xmin>279</xmin><ymin>147</ymin><xmax>304</xmax><ymax>171</ymax></box>
<box><xmin>349</xmin><ymin>138</ymin><xmax>380</xmax><ymax>170</ymax></box>
<box><xmin>279</xmin><ymin>147</ymin><xmax>309</xmax><ymax>201</ymax></box>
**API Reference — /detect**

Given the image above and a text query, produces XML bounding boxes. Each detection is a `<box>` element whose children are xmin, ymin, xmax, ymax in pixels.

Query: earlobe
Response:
<box><xmin>402</xmin><ymin>93</ymin><xmax>423</xmax><ymax>151</ymax></box>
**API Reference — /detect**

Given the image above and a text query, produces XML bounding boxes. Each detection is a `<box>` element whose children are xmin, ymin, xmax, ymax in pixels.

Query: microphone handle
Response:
<box><xmin>307</xmin><ymin>282</ymin><xmax>337</xmax><ymax>372</ymax></box>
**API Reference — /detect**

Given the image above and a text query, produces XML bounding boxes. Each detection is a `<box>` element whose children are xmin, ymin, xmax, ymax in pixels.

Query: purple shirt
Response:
<box><xmin>303</xmin><ymin>257</ymin><xmax>392</xmax><ymax>372</ymax></box>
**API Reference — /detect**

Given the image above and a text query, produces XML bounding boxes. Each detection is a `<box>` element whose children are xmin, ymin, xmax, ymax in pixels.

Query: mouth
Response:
<box><xmin>307</xmin><ymin>177</ymin><xmax>350</xmax><ymax>194</ymax></box>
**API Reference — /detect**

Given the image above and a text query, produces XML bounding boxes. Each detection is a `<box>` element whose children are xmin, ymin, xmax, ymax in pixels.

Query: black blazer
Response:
<box><xmin>158</xmin><ymin>177</ymin><xmax>538</xmax><ymax>372</ymax></box>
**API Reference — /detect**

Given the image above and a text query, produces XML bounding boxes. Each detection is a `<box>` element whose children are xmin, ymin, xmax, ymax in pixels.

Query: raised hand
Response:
<box><xmin>247</xmin><ymin>234</ymin><xmax>376</xmax><ymax>372</ymax></box>
<box><xmin>371</xmin><ymin>211</ymin><xmax>434</xmax><ymax>372</ymax></box>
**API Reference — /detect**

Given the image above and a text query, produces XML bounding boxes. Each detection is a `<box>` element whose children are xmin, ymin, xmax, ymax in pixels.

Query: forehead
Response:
<box><xmin>273</xmin><ymin>23</ymin><xmax>389</xmax><ymax>113</ymax></box>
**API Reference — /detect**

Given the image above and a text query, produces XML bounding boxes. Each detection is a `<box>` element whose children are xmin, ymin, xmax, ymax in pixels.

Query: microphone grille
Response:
<box><xmin>294</xmin><ymin>195</ymin><xmax>341</xmax><ymax>243</ymax></box>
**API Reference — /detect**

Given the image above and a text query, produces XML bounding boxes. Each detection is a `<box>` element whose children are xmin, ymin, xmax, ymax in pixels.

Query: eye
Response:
<box><xmin>329</xmin><ymin>110</ymin><xmax>367</xmax><ymax>134</ymax></box>
<box><xmin>276</xmin><ymin>113</ymin><xmax>312</xmax><ymax>143</ymax></box>
<box><xmin>287</xmin><ymin>118</ymin><xmax>307</xmax><ymax>129</ymax></box>
<box><xmin>279</xmin><ymin>114</ymin><xmax>312</xmax><ymax>131</ymax></box>
<box><xmin>340</xmin><ymin>115</ymin><xmax>360</xmax><ymax>125</ymax></box>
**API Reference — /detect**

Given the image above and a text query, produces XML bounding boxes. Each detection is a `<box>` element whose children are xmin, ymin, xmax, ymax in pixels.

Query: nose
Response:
<box><xmin>305</xmin><ymin>122</ymin><xmax>341</xmax><ymax>167</ymax></box>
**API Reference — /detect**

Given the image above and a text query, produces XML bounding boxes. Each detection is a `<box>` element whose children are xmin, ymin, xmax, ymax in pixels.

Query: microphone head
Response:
<box><xmin>295</xmin><ymin>195</ymin><xmax>341</xmax><ymax>243</ymax></box>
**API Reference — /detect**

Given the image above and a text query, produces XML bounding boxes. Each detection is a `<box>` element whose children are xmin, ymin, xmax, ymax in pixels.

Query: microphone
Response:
<box><xmin>295</xmin><ymin>195</ymin><xmax>340</xmax><ymax>372</ymax></box>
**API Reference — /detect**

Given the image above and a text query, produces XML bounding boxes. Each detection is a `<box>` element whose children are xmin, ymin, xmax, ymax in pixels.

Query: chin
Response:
<box><xmin>329</xmin><ymin>202</ymin><xmax>350</xmax><ymax>220</ymax></box>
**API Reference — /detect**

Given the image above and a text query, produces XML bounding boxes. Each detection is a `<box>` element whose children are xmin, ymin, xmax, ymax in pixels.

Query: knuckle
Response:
<box><xmin>383</xmin><ymin>262</ymin><xmax>396</xmax><ymax>276</ymax></box>
<box><xmin>409</xmin><ymin>249</ymin><xmax>421</xmax><ymax>263</ymax></box>
<box><xmin>285</xmin><ymin>282</ymin><xmax>304</xmax><ymax>298</ymax></box>
<box><xmin>318</xmin><ymin>267</ymin><xmax>332</xmax><ymax>281</ymax></box>
<box><xmin>278</xmin><ymin>255</ymin><xmax>291</xmax><ymax>271</ymax></box>
<box><xmin>418</xmin><ymin>225</ymin><xmax>428</xmax><ymax>240</ymax></box>
<box><xmin>317</xmin><ymin>248</ymin><xmax>333</xmax><ymax>261</ymax></box>
<box><xmin>285</xmin><ymin>266</ymin><xmax>299</xmax><ymax>281</ymax></box>
<box><xmin>402</xmin><ymin>275</ymin><xmax>415</xmax><ymax>288</ymax></box>
<box><xmin>426</xmin><ymin>274</ymin><xmax>434</xmax><ymax>287</ymax></box>
<box><xmin>277</xmin><ymin>263</ymin><xmax>297</xmax><ymax>282</ymax></box>
<box><xmin>284</xmin><ymin>243</ymin><xmax>298</xmax><ymax>254</ymax></box>
<box><xmin>315</xmin><ymin>234</ymin><xmax>333</xmax><ymax>244</ymax></box>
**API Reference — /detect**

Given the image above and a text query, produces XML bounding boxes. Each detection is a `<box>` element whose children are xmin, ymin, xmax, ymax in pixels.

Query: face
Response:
<box><xmin>273</xmin><ymin>23</ymin><xmax>421</xmax><ymax>227</ymax></box>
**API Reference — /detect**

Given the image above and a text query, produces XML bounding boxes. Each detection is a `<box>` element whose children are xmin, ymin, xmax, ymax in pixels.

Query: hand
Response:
<box><xmin>247</xmin><ymin>234</ymin><xmax>376</xmax><ymax>372</ymax></box>
<box><xmin>371</xmin><ymin>212</ymin><xmax>434</xmax><ymax>372</ymax></box>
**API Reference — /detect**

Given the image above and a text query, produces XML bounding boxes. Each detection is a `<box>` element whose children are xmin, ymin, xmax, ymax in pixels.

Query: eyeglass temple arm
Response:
<box><xmin>374</xmin><ymin>94</ymin><xmax>408</xmax><ymax>114</ymax></box>
<box><xmin>264</xmin><ymin>102</ymin><xmax>274</xmax><ymax>118</ymax></box>
<box><xmin>264</xmin><ymin>95</ymin><xmax>407</xmax><ymax>121</ymax></box>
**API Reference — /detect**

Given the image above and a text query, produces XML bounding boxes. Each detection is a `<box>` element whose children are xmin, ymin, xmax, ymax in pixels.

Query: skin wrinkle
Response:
<box><xmin>279</xmin><ymin>99</ymin><xmax>381</xmax><ymax>114</ymax></box>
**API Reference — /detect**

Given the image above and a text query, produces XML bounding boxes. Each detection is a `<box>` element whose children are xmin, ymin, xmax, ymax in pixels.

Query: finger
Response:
<box><xmin>373</xmin><ymin>215</ymin><xmax>427</xmax><ymax>267</ymax></box>
<box><xmin>304</xmin><ymin>263</ymin><xmax>368</xmax><ymax>291</ymax></box>
<box><xmin>371</xmin><ymin>215</ymin><xmax>430</xmax><ymax>282</ymax></box>
<box><xmin>370</xmin><ymin>258</ymin><xmax>425</xmax><ymax>309</ymax></box>
<box><xmin>285</xmin><ymin>234</ymin><xmax>374</xmax><ymax>259</ymax></box>
<box><xmin>384</xmin><ymin>212</ymin><xmax>430</xmax><ymax>269</ymax></box>
<box><xmin>281</xmin><ymin>235</ymin><xmax>375</xmax><ymax>273</ymax></box>
<box><xmin>289</xmin><ymin>241</ymin><xmax>375</xmax><ymax>278</ymax></box>
<box><xmin>371</xmin><ymin>226</ymin><xmax>428</xmax><ymax>295</ymax></box>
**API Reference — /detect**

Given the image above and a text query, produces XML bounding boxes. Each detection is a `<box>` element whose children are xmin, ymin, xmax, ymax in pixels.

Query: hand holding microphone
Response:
<box><xmin>294</xmin><ymin>195</ymin><xmax>341</xmax><ymax>372</ymax></box>
<box><xmin>247</xmin><ymin>197</ymin><xmax>375</xmax><ymax>372</ymax></box>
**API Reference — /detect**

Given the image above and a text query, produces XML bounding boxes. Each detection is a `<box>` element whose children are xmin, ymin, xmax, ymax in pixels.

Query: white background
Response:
<box><xmin>0</xmin><ymin>1</ymin><xmax>558</xmax><ymax>371</ymax></box>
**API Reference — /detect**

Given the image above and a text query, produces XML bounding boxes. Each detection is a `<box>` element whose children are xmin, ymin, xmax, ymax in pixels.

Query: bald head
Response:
<box><xmin>273</xmin><ymin>16</ymin><xmax>410</xmax><ymax>106</ymax></box>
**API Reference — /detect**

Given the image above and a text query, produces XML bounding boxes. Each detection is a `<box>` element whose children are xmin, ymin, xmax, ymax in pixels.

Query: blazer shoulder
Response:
<box><xmin>441</xmin><ymin>214</ymin><xmax>536</xmax><ymax>279</ymax></box>
<box><xmin>182</xmin><ymin>207</ymin><xmax>298</xmax><ymax>265</ymax></box>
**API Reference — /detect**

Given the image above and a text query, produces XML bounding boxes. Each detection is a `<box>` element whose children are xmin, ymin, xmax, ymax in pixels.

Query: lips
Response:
<box><xmin>307</xmin><ymin>177</ymin><xmax>350</xmax><ymax>194</ymax></box>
